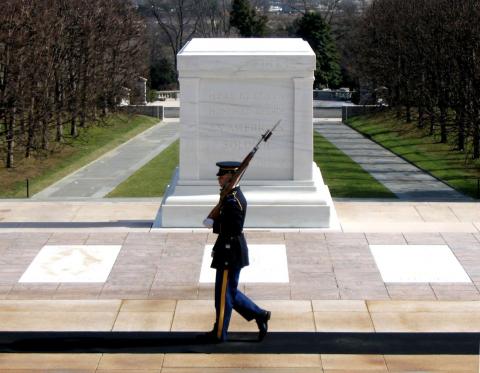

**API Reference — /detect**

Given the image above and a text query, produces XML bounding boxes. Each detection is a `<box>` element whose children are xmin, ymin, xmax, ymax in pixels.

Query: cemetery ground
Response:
<box><xmin>347</xmin><ymin>111</ymin><xmax>480</xmax><ymax>199</ymax></box>
<box><xmin>107</xmin><ymin>110</ymin><xmax>479</xmax><ymax>201</ymax></box>
<box><xmin>106</xmin><ymin>131</ymin><xmax>397</xmax><ymax>199</ymax></box>
<box><xmin>0</xmin><ymin>115</ymin><xmax>158</xmax><ymax>198</ymax></box>
<box><xmin>4</xmin><ymin>109</ymin><xmax>474</xmax><ymax>201</ymax></box>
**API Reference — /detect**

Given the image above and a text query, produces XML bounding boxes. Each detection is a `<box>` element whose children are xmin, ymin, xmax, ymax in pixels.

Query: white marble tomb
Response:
<box><xmin>155</xmin><ymin>38</ymin><xmax>336</xmax><ymax>228</ymax></box>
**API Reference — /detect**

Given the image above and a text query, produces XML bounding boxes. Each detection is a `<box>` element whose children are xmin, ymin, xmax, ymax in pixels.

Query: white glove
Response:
<box><xmin>203</xmin><ymin>218</ymin><xmax>214</xmax><ymax>228</ymax></box>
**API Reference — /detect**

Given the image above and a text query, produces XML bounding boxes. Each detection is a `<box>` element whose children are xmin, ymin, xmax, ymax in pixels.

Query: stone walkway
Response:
<box><xmin>315</xmin><ymin>122</ymin><xmax>470</xmax><ymax>201</ymax></box>
<box><xmin>33</xmin><ymin>120</ymin><xmax>179</xmax><ymax>199</ymax></box>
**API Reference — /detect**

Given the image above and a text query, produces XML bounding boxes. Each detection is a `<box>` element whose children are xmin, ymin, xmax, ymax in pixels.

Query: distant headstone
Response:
<box><xmin>131</xmin><ymin>76</ymin><xmax>147</xmax><ymax>105</ymax></box>
<box><xmin>119</xmin><ymin>87</ymin><xmax>131</xmax><ymax>106</ymax></box>
<box><xmin>155</xmin><ymin>38</ymin><xmax>336</xmax><ymax>228</ymax></box>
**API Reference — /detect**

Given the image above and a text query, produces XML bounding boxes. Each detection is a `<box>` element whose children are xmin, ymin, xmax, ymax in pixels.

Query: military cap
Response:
<box><xmin>216</xmin><ymin>161</ymin><xmax>241</xmax><ymax>176</ymax></box>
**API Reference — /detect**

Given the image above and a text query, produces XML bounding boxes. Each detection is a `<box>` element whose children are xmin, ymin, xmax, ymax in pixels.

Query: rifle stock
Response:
<box><xmin>205</xmin><ymin>120</ymin><xmax>281</xmax><ymax>223</ymax></box>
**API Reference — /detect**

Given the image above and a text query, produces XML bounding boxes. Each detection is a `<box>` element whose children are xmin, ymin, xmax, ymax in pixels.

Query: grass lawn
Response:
<box><xmin>107</xmin><ymin>139</ymin><xmax>179</xmax><ymax>198</ymax></box>
<box><xmin>346</xmin><ymin>110</ymin><xmax>480</xmax><ymax>199</ymax></box>
<box><xmin>0</xmin><ymin>114</ymin><xmax>159</xmax><ymax>198</ymax></box>
<box><xmin>314</xmin><ymin>131</ymin><xmax>397</xmax><ymax>198</ymax></box>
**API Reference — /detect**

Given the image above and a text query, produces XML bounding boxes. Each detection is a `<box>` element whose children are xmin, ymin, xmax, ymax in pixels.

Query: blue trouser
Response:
<box><xmin>214</xmin><ymin>267</ymin><xmax>264</xmax><ymax>341</ymax></box>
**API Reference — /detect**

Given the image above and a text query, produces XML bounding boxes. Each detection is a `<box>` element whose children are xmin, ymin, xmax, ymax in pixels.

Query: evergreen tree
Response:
<box><xmin>150</xmin><ymin>58</ymin><xmax>176</xmax><ymax>90</ymax></box>
<box><xmin>230</xmin><ymin>0</ymin><xmax>267</xmax><ymax>37</ymax></box>
<box><xmin>293</xmin><ymin>12</ymin><xmax>341</xmax><ymax>88</ymax></box>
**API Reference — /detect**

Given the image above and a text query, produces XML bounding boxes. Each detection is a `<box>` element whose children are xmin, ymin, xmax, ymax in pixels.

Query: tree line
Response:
<box><xmin>0</xmin><ymin>0</ymin><xmax>346</xmax><ymax>170</ymax></box>
<box><xmin>0</xmin><ymin>0</ymin><xmax>147</xmax><ymax>169</ymax></box>
<box><xmin>351</xmin><ymin>0</ymin><xmax>480</xmax><ymax>159</ymax></box>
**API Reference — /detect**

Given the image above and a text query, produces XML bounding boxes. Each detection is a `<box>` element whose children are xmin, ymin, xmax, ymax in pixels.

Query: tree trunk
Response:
<box><xmin>25</xmin><ymin>97</ymin><xmax>35</xmax><ymax>158</ymax></box>
<box><xmin>80</xmin><ymin>85</ymin><xmax>87</xmax><ymax>128</ymax></box>
<box><xmin>55</xmin><ymin>79</ymin><xmax>63</xmax><ymax>143</ymax></box>
<box><xmin>429</xmin><ymin>109</ymin><xmax>435</xmax><ymax>136</ymax></box>
<box><xmin>69</xmin><ymin>69</ymin><xmax>78</xmax><ymax>137</ymax></box>
<box><xmin>455</xmin><ymin>108</ymin><xmax>465</xmax><ymax>152</ymax></box>
<box><xmin>41</xmin><ymin>88</ymin><xmax>50</xmax><ymax>151</ymax></box>
<box><xmin>70</xmin><ymin>114</ymin><xmax>78</xmax><ymax>137</ymax></box>
<box><xmin>101</xmin><ymin>88</ymin><xmax>108</xmax><ymax>117</ymax></box>
<box><xmin>56</xmin><ymin>112</ymin><xmax>63</xmax><ymax>142</ymax></box>
<box><xmin>19</xmin><ymin>110</ymin><xmax>25</xmax><ymax>135</ymax></box>
<box><xmin>473</xmin><ymin>117</ymin><xmax>480</xmax><ymax>160</ymax></box>
<box><xmin>79</xmin><ymin>41</ymin><xmax>88</xmax><ymax>128</ymax></box>
<box><xmin>417</xmin><ymin>106</ymin><xmax>424</xmax><ymax>128</ymax></box>
<box><xmin>439</xmin><ymin>105</ymin><xmax>447</xmax><ymax>143</ymax></box>
<box><xmin>6</xmin><ymin>108</ymin><xmax>15</xmax><ymax>168</ymax></box>
<box><xmin>41</xmin><ymin>114</ymin><xmax>50</xmax><ymax>151</ymax></box>
<box><xmin>406</xmin><ymin>104</ymin><xmax>411</xmax><ymax>123</ymax></box>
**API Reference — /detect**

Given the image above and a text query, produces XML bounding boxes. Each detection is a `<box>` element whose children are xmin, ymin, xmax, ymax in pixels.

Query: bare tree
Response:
<box><xmin>196</xmin><ymin>0</ymin><xmax>232</xmax><ymax>37</ymax></box>
<box><xmin>351</xmin><ymin>0</ymin><xmax>480</xmax><ymax>159</ymax></box>
<box><xmin>0</xmin><ymin>0</ymin><xmax>148</xmax><ymax>168</ymax></box>
<box><xmin>148</xmin><ymin>0</ymin><xmax>200</xmax><ymax>73</ymax></box>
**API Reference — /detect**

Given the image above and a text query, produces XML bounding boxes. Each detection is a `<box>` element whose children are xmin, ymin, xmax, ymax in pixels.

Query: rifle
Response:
<box><xmin>203</xmin><ymin>120</ymin><xmax>281</xmax><ymax>227</ymax></box>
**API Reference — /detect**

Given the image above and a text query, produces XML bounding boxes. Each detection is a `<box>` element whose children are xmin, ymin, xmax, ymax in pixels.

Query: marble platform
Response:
<box><xmin>156</xmin><ymin>163</ymin><xmax>337</xmax><ymax>228</ymax></box>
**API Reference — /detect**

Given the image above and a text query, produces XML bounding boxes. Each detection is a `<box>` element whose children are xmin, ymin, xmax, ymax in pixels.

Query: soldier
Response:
<box><xmin>201</xmin><ymin>161</ymin><xmax>271</xmax><ymax>343</ymax></box>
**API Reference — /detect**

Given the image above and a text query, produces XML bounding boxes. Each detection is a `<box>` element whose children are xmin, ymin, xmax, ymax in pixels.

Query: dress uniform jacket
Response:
<box><xmin>211</xmin><ymin>187</ymin><xmax>249</xmax><ymax>269</ymax></box>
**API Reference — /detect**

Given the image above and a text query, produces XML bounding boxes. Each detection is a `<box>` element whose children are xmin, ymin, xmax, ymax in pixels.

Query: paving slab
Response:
<box><xmin>321</xmin><ymin>354</ymin><xmax>387</xmax><ymax>371</ymax></box>
<box><xmin>162</xmin><ymin>354</ymin><xmax>323</xmax><ymax>368</ymax></box>
<box><xmin>0</xmin><ymin>353</ymin><xmax>102</xmax><ymax>370</ymax></box>
<box><xmin>113</xmin><ymin>311</ymin><xmax>174</xmax><ymax>331</ymax></box>
<box><xmin>98</xmin><ymin>354</ymin><xmax>165</xmax><ymax>370</ymax></box>
<box><xmin>384</xmin><ymin>355</ymin><xmax>478</xmax><ymax>372</ymax></box>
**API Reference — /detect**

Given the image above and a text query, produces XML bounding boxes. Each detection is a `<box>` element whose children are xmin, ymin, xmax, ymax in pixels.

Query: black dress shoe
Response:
<box><xmin>256</xmin><ymin>310</ymin><xmax>271</xmax><ymax>341</ymax></box>
<box><xmin>196</xmin><ymin>330</ymin><xmax>222</xmax><ymax>343</ymax></box>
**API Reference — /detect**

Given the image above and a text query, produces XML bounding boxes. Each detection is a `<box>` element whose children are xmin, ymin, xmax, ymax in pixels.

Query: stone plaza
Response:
<box><xmin>0</xmin><ymin>199</ymin><xmax>480</xmax><ymax>370</ymax></box>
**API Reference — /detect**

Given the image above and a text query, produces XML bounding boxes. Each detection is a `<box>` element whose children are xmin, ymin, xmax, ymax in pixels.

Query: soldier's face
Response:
<box><xmin>218</xmin><ymin>174</ymin><xmax>232</xmax><ymax>187</ymax></box>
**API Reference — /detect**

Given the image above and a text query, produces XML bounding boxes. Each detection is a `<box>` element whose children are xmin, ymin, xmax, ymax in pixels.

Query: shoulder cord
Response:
<box><xmin>231</xmin><ymin>191</ymin><xmax>243</xmax><ymax>211</ymax></box>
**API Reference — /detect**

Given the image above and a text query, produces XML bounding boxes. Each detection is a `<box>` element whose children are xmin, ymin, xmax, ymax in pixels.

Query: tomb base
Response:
<box><xmin>154</xmin><ymin>163</ymin><xmax>337</xmax><ymax>229</ymax></box>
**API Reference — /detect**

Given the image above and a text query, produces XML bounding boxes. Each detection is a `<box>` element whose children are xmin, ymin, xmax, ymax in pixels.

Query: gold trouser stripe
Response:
<box><xmin>217</xmin><ymin>269</ymin><xmax>229</xmax><ymax>340</ymax></box>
